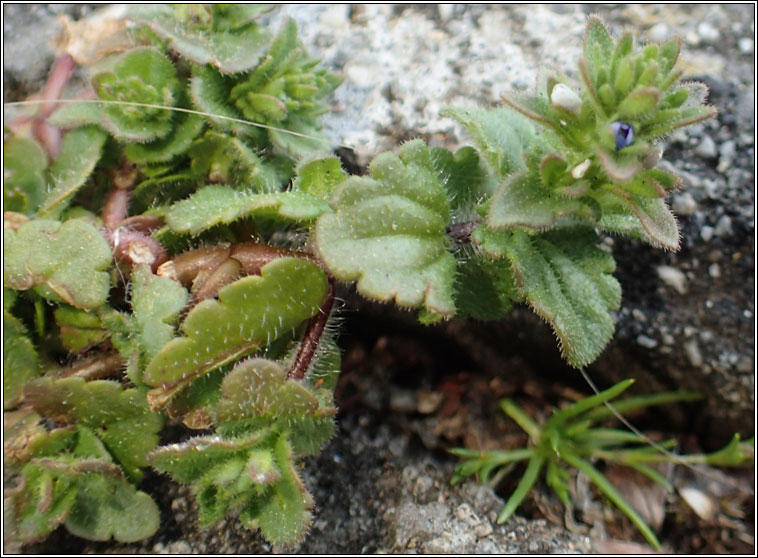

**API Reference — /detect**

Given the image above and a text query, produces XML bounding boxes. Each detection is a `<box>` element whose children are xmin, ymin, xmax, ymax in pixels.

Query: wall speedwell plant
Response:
<box><xmin>3</xmin><ymin>6</ymin><xmax>748</xmax><ymax>549</ymax></box>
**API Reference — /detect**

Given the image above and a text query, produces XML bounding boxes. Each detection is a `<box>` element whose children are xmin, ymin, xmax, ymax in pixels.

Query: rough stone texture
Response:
<box><xmin>3</xmin><ymin>3</ymin><xmax>754</xmax><ymax>554</ymax></box>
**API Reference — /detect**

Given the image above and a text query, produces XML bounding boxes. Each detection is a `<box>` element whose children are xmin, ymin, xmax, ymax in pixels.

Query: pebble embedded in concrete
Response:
<box><xmin>657</xmin><ymin>265</ymin><xmax>688</xmax><ymax>294</ymax></box>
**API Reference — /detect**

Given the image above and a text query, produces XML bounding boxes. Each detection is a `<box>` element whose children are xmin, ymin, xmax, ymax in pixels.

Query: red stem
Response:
<box><xmin>287</xmin><ymin>280</ymin><xmax>336</xmax><ymax>380</ymax></box>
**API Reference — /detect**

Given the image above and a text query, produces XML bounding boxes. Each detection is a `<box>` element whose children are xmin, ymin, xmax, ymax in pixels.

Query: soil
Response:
<box><xmin>4</xmin><ymin>3</ymin><xmax>755</xmax><ymax>555</ymax></box>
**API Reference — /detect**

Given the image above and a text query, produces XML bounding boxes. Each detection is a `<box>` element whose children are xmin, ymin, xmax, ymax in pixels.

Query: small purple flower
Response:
<box><xmin>610</xmin><ymin>121</ymin><xmax>634</xmax><ymax>150</ymax></box>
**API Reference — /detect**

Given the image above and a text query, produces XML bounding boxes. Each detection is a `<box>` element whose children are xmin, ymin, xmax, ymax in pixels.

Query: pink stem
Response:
<box><xmin>287</xmin><ymin>281</ymin><xmax>336</xmax><ymax>381</ymax></box>
<box><xmin>33</xmin><ymin>54</ymin><xmax>76</xmax><ymax>160</ymax></box>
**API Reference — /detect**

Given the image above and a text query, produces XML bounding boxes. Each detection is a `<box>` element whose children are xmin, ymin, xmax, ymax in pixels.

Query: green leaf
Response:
<box><xmin>313</xmin><ymin>140</ymin><xmax>457</xmax><ymax>318</ymax></box>
<box><xmin>658</xmin><ymin>37</ymin><xmax>681</xmax><ymax>75</ymax></box>
<box><xmin>268</xmin><ymin>113</ymin><xmax>333</xmax><ymax>158</ymax></box>
<box><xmin>3</xmin><ymin>136</ymin><xmax>47</xmax><ymax>215</ymax></box>
<box><xmin>3</xmin><ymin>311</ymin><xmax>42</xmax><ymax>409</ymax></box>
<box><xmin>187</xmin><ymin>130</ymin><xmax>274</xmax><ymax>191</ymax></box>
<box><xmin>617</xmin><ymin>87</ymin><xmax>660</xmax><ymax>120</ymax></box>
<box><xmin>441</xmin><ymin>106</ymin><xmax>536</xmax><ymax>178</ymax></box>
<box><xmin>605</xmin><ymin>187</ymin><xmax>680</xmax><ymax>250</ymax></box>
<box><xmin>23</xmin><ymin>377</ymin><xmax>163</xmax><ymax>483</ymax></box>
<box><xmin>125</xmin><ymin>110</ymin><xmax>205</xmax><ymax>164</ymax></box>
<box><xmin>63</xmin><ymin>470</ymin><xmax>160</xmax><ymax>543</ymax></box>
<box><xmin>498</xmin><ymin>229</ymin><xmax>621</xmax><ymax>367</ymax></box>
<box><xmin>54</xmin><ymin>306</ymin><xmax>110</xmax><ymax>353</ymax></box>
<box><xmin>215</xmin><ymin>358</ymin><xmax>319</xmax><ymax>422</ymax></box>
<box><xmin>129</xmin><ymin>5</ymin><xmax>271</xmax><ymax>74</ymax></box>
<box><xmin>582</xmin><ymin>390</ymin><xmax>702</xmax><ymax>423</ymax></box>
<box><xmin>92</xmin><ymin>48</ymin><xmax>180</xmax><ymax>142</ymax></box>
<box><xmin>164</xmin><ymin>185</ymin><xmax>331</xmax><ymax>236</ymax></box>
<box><xmin>497</xmin><ymin>454</ymin><xmax>545</xmax><ymax>524</ymax></box>
<box><xmin>545</xmin><ymin>460</ymin><xmax>572</xmax><ymax>508</ymax></box>
<box><xmin>583</xmin><ymin>16</ymin><xmax>615</xmax><ymax>84</ymax></box>
<box><xmin>130</xmin><ymin>265</ymin><xmax>190</xmax><ymax>369</ymax></box>
<box><xmin>143</xmin><ymin>258</ymin><xmax>329</xmax><ymax>405</ymax></box>
<box><xmin>190</xmin><ymin>64</ymin><xmax>258</xmax><ymax>135</ymax></box>
<box><xmin>430</xmin><ymin>146</ymin><xmax>499</xmax><ymax>212</ymax></box>
<box><xmin>48</xmin><ymin>100</ymin><xmax>104</xmax><ymax>130</ymax></box>
<box><xmin>488</xmin><ymin>171</ymin><xmax>585</xmax><ymax>230</ymax></box>
<box><xmin>4</xmin><ymin>218</ymin><xmax>112</xmax><ymax>310</ymax></box>
<box><xmin>149</xmin><ymin>430</ymin><xmax>268</xmax><ymax>484</ymax></box>
<box><xmin>38</xmin><ymin>127</ymin><xmax>107</xmax><ymax>219</ymax></box>
<box><xmin>5</xmin><ymin>463</ymin><xmax>77</xmax><ymax>542</ymax></box>
<box><xmin>240</xmin><ymin>435</ymin><xmax>313</xmax><ymax>545</ymax></box>
<box><xmin>539</xmin><ymin>154</ymin><xmax>568</xmax><ymax>189</ymax></box>
<box><xmin>214</xmin><ymin>357</ymin><xmax>335</xmax><ymax>454</ymax></box>
<box><xmin>545</xmin><ymin>379</ymin><xmax>635</xmax><ymax>428</ymax></box>
<box><xmin>236</xmin><ymin>93</ymin><xmax>287</xmax><ymax>122</ymax></box>
<box><xmin>454</xmin><ymin>253</ymin><xmax>518</xmax><ymax>320</ymax></box>
<box><xmin>292</xmin><ymin>155</ymin><xmax>348</xmax><ymax>201</ymax></box>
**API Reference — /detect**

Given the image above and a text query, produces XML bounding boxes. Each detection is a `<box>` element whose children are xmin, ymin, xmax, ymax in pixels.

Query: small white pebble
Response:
<box><xmin>637</xmin><ymin>335</ymin><xmax>658</xmax><ymax>349</ymax></box>
<box><xmin>714</xmin><ymin>214</ymin><xmax>733</xmax><ymax>237</ymax></box>
<box><xmin>739</xmin><ymin>37</ymin><xmax>754</xmax><ymax>54</ymax></box>
<box><xmin>695</xmin><ymin>136</ymin><xmax>718</xmax><ymax>159</ymax></box>
<box><xmin>700</xmin><ymin>225</ymin><xmax>715</xmax><ymax>242</ymax></box>
<box><xmin>632</xmin><ymin>308</ymin><xmax>647</xmax><ymax>322</ymax></box>
<box><xmin>648</xmin><ymin>22</ymin><xmax>670</xmax><ymax>43</ymax></box>
<box><xmin>708</xmin><ymin>263</ymin><xmax>721</xmax><ymax>278</ymax></box>
<box><xmin>657</xmin><ymin>265</ymin><xmax>687</xmax><ymax>294</ymax></box>
<box><xmin>672</xmin><ymin>192</ymin><xmax>697</xmax><ymax>216</ymax></box>
<box><xmin>697</xmin><ymin>22</ymin><xmax>720</xmax><ymax>43</ymax></box>
<box><xmin>683</xmin><ymin>339</ymin><xmax>703</xmax><ymax>367</ymax></box>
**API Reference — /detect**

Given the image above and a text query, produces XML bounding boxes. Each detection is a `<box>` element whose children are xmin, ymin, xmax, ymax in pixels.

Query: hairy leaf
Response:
<box><xmin>91</xmin><ymin>48</ymin><xmax>180</xmax><ymax>142</ymax></box>
<box><xmin>130</xmin><ymin>266</ymin><xmax>189</xmax><ymax>363</ymax></box>
<box><xmin>3</xmin><ymin>136</ymin><xmax>47</xmax><ymax>215</ymax></box>
<box><xmin>24</xmin><ymin>377</ymin><xmax>163</xmax><ymax>483</ymax></box>
<box><xmin>240</xmin><ymin>435</ymin><xmax>313</xmax><ymax>545</ymax></box>
<box><xmin>454</xmin><ymin>252</ymin><xmax>519</xmax><ymax>320</ymax></box>
<box><xmin>151</xmin><ymin>430</ymin><xmax>312</xmax><ymax>545</ymax></box>
<box><xmin>583</xmin><ymin>16</ymin><xmax>615</xmax><ymax>85</ymax></box>
<box><xmin>430</xmin><ymin>146</ymin><xmax>499</xmax><ymax>212</ymax></box>
<box><xmin>603</xmin><ymin>187</ymin><xmax>680</xmax><ymax>250</ymax></box>
<box><xmin>478</xmin><ymin>228</ymin><xmax>621</xmax><ymax>367</ymax></box>
<box><xmin>441</xmin><ymin>106</ymin><xmax>536</xmax><ymax>178</ymax></box>
<box><xmin>292</xmin><ymin>155</ymin><xmax>348</xmax><ymax>200</ymax></box>
<box><xmin>488</xmin><ymin>171</ymin><xmax>586</xmax><ymax>230</ymax></box>
<box><xmin>62</xmin><ymin>470</ymin><xmax>160</xmax><ymax>543</ymax></box>
<box><xmin>4</xmin><ymin>218</ymin><xmax>112</xmax><ymax>310</ymax></box>
<box><xmin>124</xmin><ymin>110</ymin><xmax>205</xmax><ymax>164</ymax></box>
<box><xmin>129</xmin><ymin>5</ymin><xmax>272</xmax><ymax>74</ymax></box>
<box><xmin>4</xmin><ymin>311</ymin><xmax>42</xmax><ymax>409</ymax></box>
<box><xmin>314</xmin><ymin>140</ymin><xmax>456</xmax><ymax>318</ymax></box>
<box><xmin>54</xmin><ymin>306</ymin><xmax>110</xmax><ymax>353</ymax></box>
<box><xmin>214</xmin><ymin>357</ymin><xmax>335</xmax><ymax>455</ymax></box>
<box><xmin>5</xmin><ymin>463</ymin><xmax>77</xmax><ymax>542</ymax></box>
<box><xmin>215</xmin><ymin>359</ymin><xmax>318</xmax><ymax>422</ymax></box>
<box><xmin>143</xmin><ymin>258</ymin><xmax>328</xmax><ymax>406</ymax></box>
<box><xmin>164</xmin><ymin>185</ymin><xmax>331</xmax><ymax>235</ymax></box>
<box><xmin>38</xmin><ymin>127</ymin><xmax>107</xmax><ymax>219</ymax></box>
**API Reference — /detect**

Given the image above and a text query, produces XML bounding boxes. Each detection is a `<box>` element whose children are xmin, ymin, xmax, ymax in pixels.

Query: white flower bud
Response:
<box><xmin>643</xmin><ymin>145</ymin><xmax>664</xmax><ymax>169</ymax></box>
<box><xmin>550</xmin><ymin>83</ymin><xmax>583</xmax><ymax>114</ymax></box>
<box><xmin>571</xmin><ymin>158</ymin><xmax>592</xmax><ymax>179</ymax></box>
